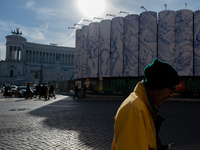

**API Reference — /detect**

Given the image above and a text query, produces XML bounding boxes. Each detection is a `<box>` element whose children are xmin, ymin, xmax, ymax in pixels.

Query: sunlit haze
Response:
<box><xmin>77</xmin><ymin>0</ymin><xmax>105</xmax><ymax>18</ymax></box>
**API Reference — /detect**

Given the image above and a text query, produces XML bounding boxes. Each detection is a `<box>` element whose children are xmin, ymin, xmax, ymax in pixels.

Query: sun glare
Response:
<box><xmin>77</xmin><ymin>0</ymin><xmax>105</xmax><ymax>18</ymax></box>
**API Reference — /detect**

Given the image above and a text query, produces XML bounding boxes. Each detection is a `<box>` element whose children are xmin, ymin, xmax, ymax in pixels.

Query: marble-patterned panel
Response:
<box><xmin>99</xmin><ymin>20</ymin><xmax>111</xmax><ymax>77</ymax></box>
<box><xmin>74</xmin><ymin>29</ymin><xmax>82</xmax><ymax>79</ymax></box>
<box><xmin>139</xmin><ymin>11</ymin><xmax>157</xmax><ymax>76</ymax></box>
<box><xmin>176</xmin><ymin>10</ymin><xmax>193</xmax><ymax>76</ymax></box>
<box><xmin>194</xmin><ymin>10</ymin><xmax>200</xmax><ymax>76</ymax></box>
<box><xmin>80</xmin><ymin>26</ymin><xmax>89</xmax><ymax>78</ymax></box>
<box><xmin>158</xmin><ymin>10</ymin><xmax>176</xmax><ymax>67</ymax></box>
<box><xmin>110</xmin><ymin>17</ymin><xmax>124</xmax><ymax>77</ymax></box>
<box><xmin>124</xmin><ymin>14</ymin><xmax>139</xmax><ymax>77</ymax></box>
<box><xmin>88</xmin><ymin>22</ymin><xmax>99</xmax><ymax>78</ymax></box>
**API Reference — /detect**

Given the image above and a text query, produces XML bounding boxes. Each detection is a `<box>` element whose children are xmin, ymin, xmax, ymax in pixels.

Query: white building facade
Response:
<box><xmin>0</xmin><ymin>31</ymin><xmax>75</xmax><ymax>85</ymax></box>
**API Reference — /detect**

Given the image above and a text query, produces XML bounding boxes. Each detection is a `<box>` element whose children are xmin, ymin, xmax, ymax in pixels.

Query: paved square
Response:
<box><xmin>0</xmin><ymin>94</ymin><xmax>200</xmax><ymax>149</ymax></box>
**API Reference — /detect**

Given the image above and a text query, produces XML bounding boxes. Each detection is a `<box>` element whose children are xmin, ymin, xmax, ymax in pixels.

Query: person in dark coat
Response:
<box><xmin>4</xmin><ymin>84</ymin><xmax>11</xmax><ymax>98</ymax></box>
<box><xmin>39</xmin><ymin>84</ymin><xmax>46</xmax><ymax>99</ymax></box>
<box><xmin>25</xmin><ymin>83</ymin><xmax>32</xmax><ymax>100</ymax></box>
<box><xmin>48</xmin><ymin>84</ymin><xmax>56</xmax><ymax>99</ymax></box>
<box><xmin>35</xmin><ymin>84</ymin><xmax>41</xmax><ymax>98</ymax></box>
<box><xmin>73</xmin><ymin>84</ymin><xmax>79</xmax><ymax>99</ymax></box>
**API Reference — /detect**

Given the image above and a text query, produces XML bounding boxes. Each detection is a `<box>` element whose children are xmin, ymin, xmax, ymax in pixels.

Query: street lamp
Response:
<box><xmin>106</xmin><ymin>14</ymin><xmax>116</xmax><ymax>18</ymax></box>
<box><xmin>93</xmin><ymin>17</ymin><xmax>103</xmax><ymax>21</ymax></box>
<box><xmin>74</xmin><ymin>23</ymin><xmax>84</xmax><ymax>26</ymax></box>
<box><xmin>140</xmin><ymin>6</ymin><xmax>147</xmax><ymax>12</ymax></box>
<box><xmin>119</xmin><ymin>11</ymin><xmax>129</xmax><ymax>15</ymax></box>
<box><xmin>68</xmin><ymin>27</ymin><xmax>76</xmax><ymax>29</ymax></box>
<box><xmin>164</xmin><ymin>4</ymin><xmax>167</xmax><ymax>10</ymax></box>
<box><xmin>83</xmin><ymin>19</ymin><xmax>93</xmax><ymax>22</ymax></box>
<box><xmin>183</xmin><ymin>3</ymin><xmax>187</xmax><ymax>9</ymax></box>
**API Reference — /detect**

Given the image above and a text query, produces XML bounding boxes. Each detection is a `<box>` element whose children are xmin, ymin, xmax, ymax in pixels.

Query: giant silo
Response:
<box><xmin>175</xmin><ymin>9</ymin><xmax>193</xmax><ymax>76</ymax></box>
<box><xmin>158</xmin><ymin>10</ymin><xmax>176</xmax><ymax>67</ymax></box>
<box><xmin>99</xmin><ymin>20</ymin><xmax>111</xmax><ymax>77</ymax></box>
<box><xmin>194</xmin><ymin>10</ymin><xmax>200</xmax><ymax>76</ymax></box>
<box><xmin>110</xmin><ymin>17</ymin><xmax>124</xmax><ymax>77</ymax></box>
<box><xmin>88</xmin><ymin>22</ymin><xmax>100</xmax><ymax>78</ymax></box>
<box><xmin>139</xmin><ymin>11</ymin><xmax>157</xmax><ymax>76</ymax></box>
<box><xmin>74</xmin><ymin>29</ymin><xmax>82</xmax><ymax>79</ymax></box>
<box><xmin>80</xmin><ymin>26</ymin><xmax>89</xmax><ymax>78</ymax></box>
<box><xmin>124</xmin><ymin>14</ymin><xmax>139</xmax><ymax>77</ymax></box>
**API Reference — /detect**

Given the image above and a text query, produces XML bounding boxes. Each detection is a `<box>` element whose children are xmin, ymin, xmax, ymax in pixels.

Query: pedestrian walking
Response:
<box><xmin>73</xmin><ymin>84</ymin><xmax>79</xmax><ymax>99</ymax></box>
<box><xmin>4</xmin><ymin>84</ymin><xmax>11</xmax><ymax>98</ymax></box>
<box><xmin>49</xmin><ymin>84</ymin><xmax>56</xmax><ymax>99</ymax></box>
<box><xmin>25</xmin><ymin>83</ymin><xmax>32</xmax><ymax>100</ymax></box>
<box><xmin>35</xmin><ymin>84</ymin><xmax>41</xmax><ymax>98</ymax></box>
<box><xmin>39</xmin><ymin>84</ymin><xmax>46</xmax><ymax>99</ymax></box>
<box><xmin>46</xmin><ymin>85</ymin><xmax>50</xmax><ymax>100</ymax></box>
<box><xmin>111</xmin><ymin>58</ymin><xmax>180</xmax><ymax>150</ymax></box>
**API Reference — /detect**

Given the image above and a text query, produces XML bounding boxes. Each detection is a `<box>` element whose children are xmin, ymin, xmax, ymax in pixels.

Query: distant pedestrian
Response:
<box><xmin>49</xmin><ymin>84</ymin><xmax>56</xmax><ymax>99</ymax></box>
<box><xmin>46</xmin><ymin>85</ymin><xmax>50</xmax><ymax>100</ymax></box>
<box><xmin>4</xmin><ymin>84</ymin><xmax>11</xmax><ymax>98</ymax></box>
<box><xmin>73</xmin><ymin>84</ymin><xmax>79</xmax><ymax>99</ymax></box>
<box><xmin>35</xmin><ymin>84</ymin><xmax>41</xmax><ymax>98</ymax></box>
<box><xmin>25</xmin><ymin>83</ymin><xmax>32</xmax><ymax>100</ymax></box>
<box><xmin>39</xmin><ymin>84</ymin><xmax>46</xmax><ymax>99</ymax></box>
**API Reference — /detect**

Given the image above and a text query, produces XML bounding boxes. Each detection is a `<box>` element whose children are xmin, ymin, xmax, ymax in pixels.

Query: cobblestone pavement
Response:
<box><xmin>0</xmin><ymin>94</ymin><xmax>121</xmax><ymax>150</ymax></box>
<box><xmin>0</xmin><ymin>94</ymin><xmax>200</xmax><ymax>150</ymax></box>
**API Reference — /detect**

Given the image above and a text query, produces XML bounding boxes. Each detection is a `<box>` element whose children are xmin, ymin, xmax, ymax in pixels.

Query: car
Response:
<box><xmin>10</xmin><ymin>85</ymin><xmax>17</xmax><ymax>96</ymax></box>
<box><xmin>15</xmin><ymin>86</ymin><xmax>27</xmax><ymax>97</ymax></box>
<box><xmin>0</xmin><ymin>85</ymin><xmax>3</xmax><ymax>94</ymax></box>
<box><xmin>15</xmin><ymin>86</ymin><xmax>34</xmax><ymax>97</ymax></box>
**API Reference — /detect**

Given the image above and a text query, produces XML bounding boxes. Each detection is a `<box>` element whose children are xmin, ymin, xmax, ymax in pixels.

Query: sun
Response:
<box><xmin>77</xmin><ymin>0</ymin><xmax>105</xmax><ymax>18</ymax></box>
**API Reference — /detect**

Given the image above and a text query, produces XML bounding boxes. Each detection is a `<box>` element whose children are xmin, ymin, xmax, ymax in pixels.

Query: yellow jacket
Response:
<box><xmin>111</xmin><ymin>82</ymin><xmax>158</xmax><ymax>150</ymax></box>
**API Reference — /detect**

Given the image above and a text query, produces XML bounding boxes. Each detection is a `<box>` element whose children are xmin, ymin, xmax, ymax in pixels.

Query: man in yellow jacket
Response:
<box><xmin>111</xmin><ymin>59</ymin><xmax>180</xmax><ymax>150</ymax></box>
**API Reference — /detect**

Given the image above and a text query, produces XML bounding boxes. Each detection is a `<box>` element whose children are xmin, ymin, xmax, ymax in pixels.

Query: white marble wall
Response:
<box><xmin>110</xmin><ymin>17</ymin><xmax>124</xmax><ymax>77</ymax></box>
<box><xmin>75</xmin><ymin>29</ymin><xmax>81</xmax><ymax>79</ymax></box>
<box><xmin>176</xmin><ymin>10</ymin><xmax>193</xmax><ymax>76</ymax></box>
<box><xmin>99</xmin><ymin>20</ymin><xmax>111</xmax><ymax>77</ymax></box>
<box><xmin>124</xmin><ymin>14</ymin><xmax>139</xmax><ymax>77</ymax></box>
<box><xmin>194</xmin><ymin>10</ymin><xmax>200</xmax><ymax>76</ymax></box>
<box><xmin>80</xmin><ymin>26</ymin><xmax>89</xmax><ymax>78</ymax></box>
<box><xmin>158</xmin><ymin>10</ymin><xmax>176</xmax><ymax>67</ymax></box>
<box><xmin>139</xmin><ymin>11</ymin><xmax>157</xmax><ymax>76</ymax></box>
<box><xmin>88</xmin><ymin>22</ymin><xmax>99</xmax><ymax>78</ymax></box>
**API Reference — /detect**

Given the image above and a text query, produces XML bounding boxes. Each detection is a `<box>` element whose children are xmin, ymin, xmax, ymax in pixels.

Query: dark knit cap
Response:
<box><xmin>144</xmin><ymin>58</ymin><xmax>180</xmax><ymax>89</ymax></box>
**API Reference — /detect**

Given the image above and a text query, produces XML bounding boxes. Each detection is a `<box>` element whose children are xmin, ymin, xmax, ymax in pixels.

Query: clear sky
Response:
<box><xmin>0</xmin><ymin>0</ymin><xmax>199</xmax><ymax>60</ymax></box>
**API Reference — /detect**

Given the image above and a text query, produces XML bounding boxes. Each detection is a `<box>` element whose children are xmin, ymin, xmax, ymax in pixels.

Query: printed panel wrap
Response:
<box><xmin>99</xmin><ymin>20</ymin><xmax>111</xmax><ymax>77</ymax></box>
<box><xmin>110</xmin><ymin>17</ymin><xmax>124</xmax><ymax>77</ymax></box>
<box><xmin>124</xmin><ymin>14</ymin><xmax>139</xmax><ymax>77</ymax></box>
<box><xmin>139</xmin><ymin>11</ymin><xmax>157</xmax><ymax>76</ymax></box>
<box><xmin>88</xmin><ymin>22</ymin><xmax>99</xmax><ymax>78</ymax></box>
<box><xmin>74</xmin><ymin>29</ymin><xmax>82</xmax><ymax>79</ymax></box>
<box><xmin>194</xmin><ymin>10</ymin><xmax>200</xmax><ymax>76</ymax></box>
<box><xmin>158</xmin><ymin>10</ymin><xmax>176</xmax><ymax>67</ymax></box>
<box><xmin>80</xmin><ymin>26</ymin><xmax>89</xmax><ymax>78</ymax></box>
<box><xmin>176</xmin><ymin>10</ymin><xmax>193</xmax><ymax>76</ymax></box>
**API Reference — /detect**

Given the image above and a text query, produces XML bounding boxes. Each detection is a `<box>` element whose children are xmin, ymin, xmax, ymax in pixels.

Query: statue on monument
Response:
<box><xmin>11</xmin><ymin>28</ymin><xmax>22</xmax><ymax>35</ymax></box>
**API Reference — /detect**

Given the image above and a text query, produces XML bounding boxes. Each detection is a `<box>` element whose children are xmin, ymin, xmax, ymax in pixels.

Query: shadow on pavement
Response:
<box><xmin>28</xmin><ymin>97</ymin><xmax>200</xmax><ymax>149</ymax></box>
<box><xmin>159</xmin><ymin>101</ymin><xmax>200</xmax><ymax>148</ymax></box>
<box><xmin>28</xmin><ymin>96</ymin><xmax>122</xmax><ymax>149</ymax></box>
